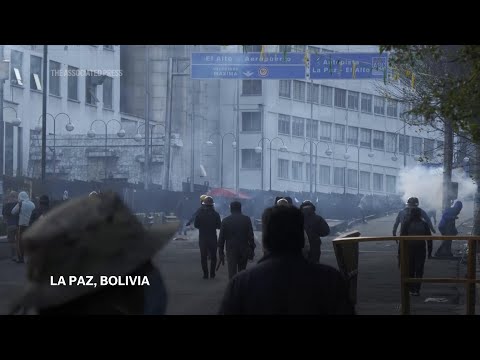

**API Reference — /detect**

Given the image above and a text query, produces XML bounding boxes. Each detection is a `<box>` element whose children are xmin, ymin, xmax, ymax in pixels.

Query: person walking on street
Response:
<box><xmin>393</xmin><ymin>197</ymin><xmax>436</xmax><ymax>237</ymax></box>
<box><xmin>30</xmin><ymin>195</ymin><xmax>50</xmax><ymax>226</ymax></box>
<box><xmin>218</xmin><ymin>201</ymin><xmax>256</xmax><ymax>279</ymax></box>
<box><xmin>2</xmin><ymin>191</ymin><xmax>19</xmax><ymax>261</ymax></box>
<box><xmin>186</xmin><ymin>194</ymin><xmax>207</xmax><ymax>228</ymax></box>
<box><xmin>218</xmin><ymin>205</ymin><xmax>354</xmax><ymax>315</ymax></box>
<box><xmin>194</xmin><ymin>196</ymin><xmax>221</xmax><ymax>279</ymax></box>
<box><xmin>11</xmin><ymin>191</ymin><xmax>35</xmax><ymax>263</ymax></box>
<box><xmin>435</xmin><ymin>201</ymin><xmax>463</xmax><ymax>258</ymax></box>
<box><xmin>400</xmin><ymin>207</ymin><xmax>432</xmax><ymax>296</ymax></box>
<box><xmin>299</xmin><ymin>200</ymin><xmax>330</xmax><ymax>264</ymax></box>
<box><xmin>358</xmin><ymin>194</ymin><xmax>368</xmax><ymax>223</ymax></box>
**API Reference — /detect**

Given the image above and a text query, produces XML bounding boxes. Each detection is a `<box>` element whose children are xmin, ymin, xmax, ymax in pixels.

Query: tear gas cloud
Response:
<box><xmin>397</xmin><ymin>166</ymin><xmax>476</xmax><ymax>210</ymax></box>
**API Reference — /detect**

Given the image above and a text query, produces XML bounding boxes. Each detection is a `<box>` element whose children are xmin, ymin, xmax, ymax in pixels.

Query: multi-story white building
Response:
<box><xmin>1</xmin><ymin>45</ymin><xmax>121</xmax><ymax>178</ymax></box>
<box><xmin>215</xmin><ymin>45</ymin><xmax>443</xmax><ymax>196</ymax></box>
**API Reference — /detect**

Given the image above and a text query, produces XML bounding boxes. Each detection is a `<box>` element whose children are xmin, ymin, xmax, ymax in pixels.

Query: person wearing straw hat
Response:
<box><xmin>9</xmin><ymin>191</ymin><xmax>179</xmax><ymax>315</ymax></box>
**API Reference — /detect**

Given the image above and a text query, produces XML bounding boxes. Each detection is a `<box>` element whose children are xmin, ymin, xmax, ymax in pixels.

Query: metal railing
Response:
<box><xmin>332</xmin><ymin>233</ymin><xmax>480</xmax><ymax>315</ymax></box>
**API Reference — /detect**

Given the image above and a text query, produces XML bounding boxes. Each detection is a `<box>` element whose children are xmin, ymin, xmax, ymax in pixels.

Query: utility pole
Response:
<box><xmin>144</xmin><ymin>45</ymin><xmax>150</xmax><ymax>190</ymax></box>
<box><xmin>164</xmin><ymin>58</ymin><xmax>173</xmax><ymax>191</ymax></box>
<box><xmin>235</xmin><ymin>79</ymin><xmax>240</xmax><ymax>192</ymax></box>
<box><xmin>190</xmin><ymin>80</ymin><xmax>195</xmax><ymax>193</ymax></box>
<box><xmin>309</xmin><ymin>79</ymin><xmax>314</xmax><ymax>198</ymax></box>
<box><xmin>443</xmin><ymin>121</ymin><xmax>454</xmax><ymax>211</ymax></box>
<box><xmin>41</xmin><ymin>45</ymin><xmax>48</xmax><ymax>181</ymax></box>
<box><xmin>0</xmin><ymin>45</ymin><xmax>5</xmax><ymax>176</ymax></box>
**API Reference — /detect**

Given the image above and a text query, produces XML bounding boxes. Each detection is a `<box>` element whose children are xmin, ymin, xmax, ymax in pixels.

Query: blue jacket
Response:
<box><xmin>438</xmin><ymin>201</ymin><xmax>463</xmax><ymax>235</ymax></box>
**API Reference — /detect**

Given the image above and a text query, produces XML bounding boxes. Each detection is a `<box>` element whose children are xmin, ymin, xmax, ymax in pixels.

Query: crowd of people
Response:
<box><xmin>0</xmin><ymin>185</ymin><xmax>465</xmax><ymax>315</ymax></box>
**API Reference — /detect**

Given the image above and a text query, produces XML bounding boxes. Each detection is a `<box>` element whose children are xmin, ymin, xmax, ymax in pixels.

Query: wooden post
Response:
<box><xmin>400</xmin><ymin>239</ymin><xmax>410</xmax><ymax>315</ymax></box>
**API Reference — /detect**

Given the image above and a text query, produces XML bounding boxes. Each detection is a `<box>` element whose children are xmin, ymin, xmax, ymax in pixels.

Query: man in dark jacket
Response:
<box><xmin>299</xmin><ymin>200</ymin><xmax>330</xmax><ymax>264</ymax></box>
<box><xmin>400</xmin><ymin>207</ymin><xmax>432</xmax><ymax>296</ymax></box>
<box><xmin>30</xmin><ymin>195</ymin><xmax>50</xmax><ymax>225</ymax></box>
<box><xmin>186</xmin><ymin>194</ymin><xmax>207</xmax><ymax>227</ymax></box>
<box><xmin>218</xmin><ymin>205</ymin><xmax>354</xmax><ymax>315</ymax></box>
<box><xmin>194</xmin><ymin>196</ymin><xmax>221</xmax><ymax>279</ymax></box>
<box><xmin>435</xmin><ymin>200</ymin><xmax>463</xmax><ymax>257</ymax></box>
<box><xmin>218</xmin><ymin>201</ymin><xmax>255</xmax><ymax>279</ymax></box>
<box><xmin>393</xmin><ymin>197</ymin><xmax>436</xmax><ymax>239</ymax></box>
<box><xmin>2</xmin><ymin>191</ymin><xmax>19</xmax><ymax>261</ymax></box>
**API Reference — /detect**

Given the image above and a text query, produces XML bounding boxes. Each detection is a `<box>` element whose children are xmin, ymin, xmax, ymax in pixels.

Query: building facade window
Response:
<box><xmin>10</xmin><ymin>50</ymin><xmax>23</xmax><ymax>86</ymax></box>
<box><xmin>307</xmin><ymin>83</ymin><xmax>319</xmax><ymax>103</ymax></box>
<box><xmin>242</xmin><ymin>149</ymin><xmax>262</xmax><ymax>169</ymax></box>
<box><xmin>386</xmin><ymin>132</ymin><xmax>397</xmax><ymax>152</ymax></box>
<box><xmin>241</xmin><ymin>112</ymin><xmax>261</xmax><ymax>132</ymax></box>
<box><xmin>360</xmin><ymin>128</ymin><xmax>372</xmax><ymax>147</ymax></box>
<box><xmin>387</xmin><ymin>99</ymin><xmax>398</xmax><ymax>117</ymax></box>
<box><xmin>85</xmin><ymin>71</ymin><xmax>98</xmax><ymax>105</ymax></box>
<box><xmin>386</xmin><ymin>175</ymin><xmax>396</xmax><ymax>193</ymax></box>
<box><xmin>399</xmin><ymin>135</ymin><xmax>410</xmax><ymax>154</ymax></box>
<box><xmin>347</xmin><ymin>126</ymin><xmax>358</xmax><ymax>145</ymax></box>
<box><xmin>321</xmin><ymin>85</ymin><xmax>333</xmax><ymax>106</ymax></box>
<box><xmin>334</xmin><ymin>88</ymin><xmax>347</xmax><ymax>108</ymax></box>
<box><xmin>292</xmin><ymin>161</ymin><xmax>303</xmax><ymax>180</ymax></box>
<box><xmin>319</xmin><ymin>165</ymin><xmax>331</xmax><ymax>185</ymax></box>
<box><xmin>334</xmin><ymin>167</ymin><xmax>345</xmax><ymax>186</ymax></box>
<box><xmin>306</xmin><ymin>119</ymin><xmax>318</xmax><ymax>139</ymax></box>
<box><xmin>360</xmin><ymin>171</ymin><xmax>370</xmax><ymax>190</ymax></box>
<box><xmin>242</xmin><ymin>80</ymin><xmax>262</xmax><ymax>96</ymax></box>
<box><xmin>293</xmin><ymin>80</ymin><xmax>306</xmax><ymax>102</ymax></box>
<box><xmin>424</xmin><ymin>138</ymin><xmax>435</xmax><ymax>160</ymax></box>
<box><xmin>278</xmin><ymin>114</ymin><xmax>290</xmax><ymax>135</ymax></box>
<box><xmin>347</xmin><ymin>169</ymin><xmax>358</xmax><ymax>188</ymax></box>
<box><xmin>292</xmin><ymin>117</ymin><xmax>305</xmax><ymax>137</ymax></box>
<box><xmin>374</xmin><ymin>96</ymin><xmax>385</xmax><ymax>115</ymax></box>
<box><xmin>361</xmin><ymin>93</ymin><xmax>372</xmax><ymax>113</ymax></box>
<box><xmin>244</xmin><ymin>45</ymin><xmax>262</xmax><ymax>52</ymax></box>
<box><xmin>412</xmin><ymin>137</ymin><xmax>423</xmax><ymax>155</ymax></box>
<box><xmin>278</xmin><ymin>159</ymin><xmax>289</xmax><ymax>179</ymax></box>
<box><xmin>335</xmin><ymin>124</ymin><xmax>345</xmax><ymax>143</ymax></box>
<box><xmin>103</xmin><ymin>76</ymin><xmax>113</xmax><ymax>109</ymax></box>
<box><xmin>292</xmin><ymin>45</ymin><xmax>306</xmax><ymax>52</ymax></box>
<box><xmin>348</xmin><ymin>91</ymin><xmax>359</xmax><ymax>111</ymax></box>
<box><xmin>373</xmin><ymin>130</ymin><xmax>385</xmax><ymax>150</ymax></box>
<box><xmin>30</xmin><ymin>55</ymin><xmax>42</xmax><ymax>91</ymax></box>
<box><xmin>320</xmin><ymin>121</ymin><xmax>331</xmax><ymax>141</ymax></box>
<box><xmin>279</xmin><ymin>80</ymin><xmax>291</xmax><ymax>98</ymax></box>
<box><xmin>436</xmin><ymin>140</ymin><xmax>444</xmax><ymax>155</ymax></box>
<box><xmin>373</xmin><ymin>173</ymin><xmax>384</xmax><ymax>191</ymax></box>
<box><xmin>49</xmin><ymin>60</ymin><xmax>61</xmax><ymax>96</ymax></box>
<box><xmin>279</xmin><ymin>45</ymin><xmax>292</xmax><ymax>53</ymax></box>
<box><xmin>67</xmin><ymin>66</ymin><xmax>78</xmax><ymax>100</ymax></box>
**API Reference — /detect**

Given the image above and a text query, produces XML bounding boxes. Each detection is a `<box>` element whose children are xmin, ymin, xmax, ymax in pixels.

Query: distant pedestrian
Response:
<box><xmin>30</xmin><ymin>195</ymin><xmax>50</xmax><ymax>226</ymax></box>
<box><xmin>218</xmin><ymin>205</ymin><xmax>354</xmax><ymax>315</ymax></box>
<box><xmin>11</xmin><ymin>191</ymin><xmax>35</xmax><ymax>263</ymax></box>
<box><xmin>358</xmin><ymin>194</ymin><xmax>368</xmax><ymax>223</ymax></box>
<box><xmin>299</xmin><ymin>200</ymin><xmax>330</xmax><ymax>264</ymax></box>
<box><xmin>400</xmin><ymin>207</ymin><xmax>432</xmax><ymax>296</ymax></box>
<box><xmin>218</xmin><ymin>201</ymin><xmax>255</xmax><ymax>279</ymax></box>
<box><xmin>2</xmin><ymin>191</ymin><xmax>19</xmax><ymax>261</ymax></box>
<box><xmin>435</xmin><ymin>201</ymin><xmax>463</xmax><ymax>258</ymax></box>
<box><xmin>194</xmin><ymin>196</ymin><xmax>221</xmax><ymax>279</ymax></box>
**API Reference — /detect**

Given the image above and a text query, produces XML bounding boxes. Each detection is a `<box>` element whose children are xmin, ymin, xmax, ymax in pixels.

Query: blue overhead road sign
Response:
<box><xmin>310</xmin><ymin>53</ymin><xmax>388</xmax><ymax>80</ymax></box>
<box><xmin>191</xmin><ymin>52</ymin><xmax>306</xmax><ymax>79</ymax></box>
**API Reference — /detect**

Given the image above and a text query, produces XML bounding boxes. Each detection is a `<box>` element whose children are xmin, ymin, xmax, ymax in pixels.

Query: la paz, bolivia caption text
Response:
<box><xmin>50</xmin><ymin>276</ymin><xmax>150</xmax><ymax>287</ymax></box>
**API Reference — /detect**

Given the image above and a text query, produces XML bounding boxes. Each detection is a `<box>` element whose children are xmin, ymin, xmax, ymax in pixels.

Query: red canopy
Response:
<box><xmin>207</xmin><ymin>188</ymin><xmax>251</xmax><ymax>199</ymax></box>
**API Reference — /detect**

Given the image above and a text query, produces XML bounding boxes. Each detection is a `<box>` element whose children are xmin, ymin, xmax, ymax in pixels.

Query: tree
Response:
<box><xmin>380</xmin><ymin>45</ymin><xmax>480</xmax><ymax>234</ymax></box>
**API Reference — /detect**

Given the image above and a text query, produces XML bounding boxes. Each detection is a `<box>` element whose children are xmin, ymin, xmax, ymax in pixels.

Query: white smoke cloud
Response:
<box><xmin>397</xmin><ymin>166</ymin><xmax>476</xmax><ymax>211</ymax></box>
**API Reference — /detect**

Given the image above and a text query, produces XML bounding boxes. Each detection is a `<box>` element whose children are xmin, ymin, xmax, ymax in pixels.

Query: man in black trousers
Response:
<box><xmin>218</xmin><ymin>201</ymin><xmax>255</xmax><ymax>279</ymax></box>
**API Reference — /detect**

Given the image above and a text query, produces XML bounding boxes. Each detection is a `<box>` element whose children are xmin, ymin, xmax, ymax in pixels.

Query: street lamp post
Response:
<box><xmin>255</xmin><ymin>137</ymin><xmax>288</xmax><ymax>192</ymax></box>
<box><xmin>87</xmin><ymin>119</ymin><xmax>126</xmax><ymax>181</ymax></box>
<box><xmin>206</xmin><ymin>132</ymin><xmax>237</xmax><ymax>189</ymax></box>
<box><xmin>135</xmin><ymin>123</ymin><xmax>166</xmax><ymax>188</ymax></box>
<box><xmin>344</xmin><ymin>145</ymin><xmax>375</xmax><ymax>195</ymax></box>
<box><xmin>1</xmin><ymin>106</ymin><xmax>22</xmax><ymax>175</ymax></box>
<box><xmin>302</xmin><ymin>140</ymin><xmax>333</xmax><ymax>196</ymax></box>
<box><xmin>37</xmin><ymin>112</ymin><xmax>74</xmax><ymax>176</ymax></box>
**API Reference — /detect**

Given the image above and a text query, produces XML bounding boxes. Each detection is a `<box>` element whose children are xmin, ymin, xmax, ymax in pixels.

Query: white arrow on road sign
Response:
<box><xmin>243</xmin><ymin>71</ymin><xmax>254</xmax><ymax>77</ymax></box>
